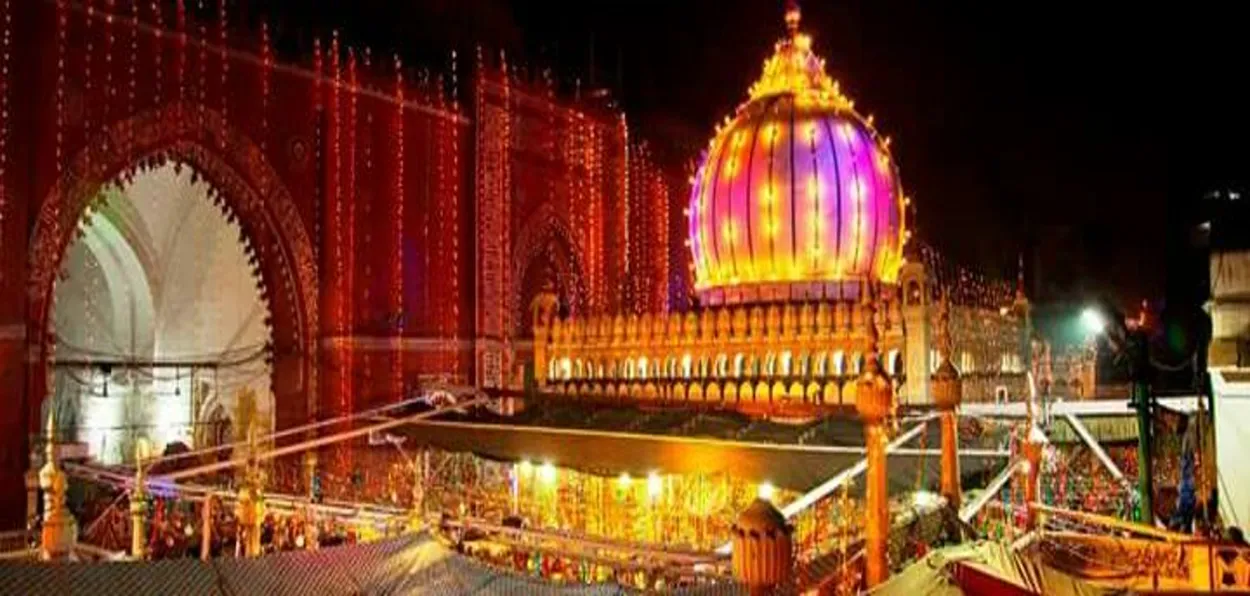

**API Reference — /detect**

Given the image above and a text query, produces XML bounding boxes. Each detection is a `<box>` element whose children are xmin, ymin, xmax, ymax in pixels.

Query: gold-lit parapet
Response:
<box><xmin>530</xmin><ymin>289</ymin><xmax>907</xmax><ymax>417</ymax></box>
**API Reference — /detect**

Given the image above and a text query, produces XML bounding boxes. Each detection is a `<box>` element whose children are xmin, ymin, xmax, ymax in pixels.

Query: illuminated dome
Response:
<box><xmin>689</xmin><ymin>2</ymin><xmax>907</xmax><ymax>304</ymax></box>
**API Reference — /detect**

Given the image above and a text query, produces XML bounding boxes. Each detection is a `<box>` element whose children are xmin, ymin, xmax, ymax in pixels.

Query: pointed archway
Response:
<box><xmin>28</xmin><ymin>102</ymin><xmax>319</xmax><ymax>436</ymax></box>
<box><xmin>513</xmin><ymin>207</ymin><xmax>589</xmax><ymax>339</ymax></box>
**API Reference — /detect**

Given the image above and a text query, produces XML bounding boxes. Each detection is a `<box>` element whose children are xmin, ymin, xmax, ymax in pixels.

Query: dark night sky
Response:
<box><xmin>256</xmin><ymin>0</ymin><xmax>1245</xmax><ymax>311</ymax></box>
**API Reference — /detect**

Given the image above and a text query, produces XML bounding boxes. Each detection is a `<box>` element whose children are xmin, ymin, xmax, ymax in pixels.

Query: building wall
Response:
<box><xmin>0</xmin><ymin>2</ymin><xmax>688</xmax><ymax>527</ymax></box>
<box><xmin>1211</xmin><ymin>250</ymin><xmax>1250</xmax><ymax>367</ymax></box>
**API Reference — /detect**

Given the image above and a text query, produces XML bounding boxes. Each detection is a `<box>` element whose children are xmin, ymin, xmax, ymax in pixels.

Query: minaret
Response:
<box><xmin>932</xmin><ymin>291</ymin><xmax>963</xmax><ymax>508</ymax></box>
<box><xmin>784</xmin><ymin>0</ymin><xmax>801</xmax><ymax>37</ymax></box>
<box><xmin>855</xmin><ymin>282</ymin><xmax>894</xmax><ymax>587</ymax></box>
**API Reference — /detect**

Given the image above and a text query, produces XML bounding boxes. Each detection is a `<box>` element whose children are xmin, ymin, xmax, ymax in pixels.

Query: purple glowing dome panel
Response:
<box><xmin>689</xmin><ymin>98</ymin><xmax>904</xmax><ymax>297</ymax></box>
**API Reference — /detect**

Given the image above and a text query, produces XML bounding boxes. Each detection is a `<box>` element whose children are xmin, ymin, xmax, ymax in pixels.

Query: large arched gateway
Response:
<box><xmin>50</xmin><ymin>161</ymin><xmax>273</xmax><ymax>463</ymax></box>
<box><xmin>27</xmin><ymin>103</ymin><xmax>319</xmax><ymax>447</ymax></box>
<box><xmin>0</xmin><ymin>0</ymin><xmax>677</xmax><ymax>531</ymax></box>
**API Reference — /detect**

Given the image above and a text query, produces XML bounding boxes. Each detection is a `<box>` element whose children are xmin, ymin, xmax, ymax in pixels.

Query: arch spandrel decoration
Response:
<box><xmin>512</xmin><ymin>204</ymin><xmax>590</xmax><ymax>335</ymax></box>
<box><xmin>29</xmin><ymin>102</ymin><xmax>319</xmax><ymax>430</ymax></box>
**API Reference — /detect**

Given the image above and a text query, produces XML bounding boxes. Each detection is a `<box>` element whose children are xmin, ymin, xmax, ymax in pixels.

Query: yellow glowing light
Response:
<box><xmin>618</xmin><ymin>472</ymin><xmax>632</xmax><ymax>488</ymax></box>
<box><xmin>518</xmin><ymin>460</ymin><xmax>533</xmax><ymax>476</ymax></box>
<box><xmin>539</xmin><ymin>461</ymin><xmax>557</xmax><ymax>484</ymax></box>
<box><xmin>759</xmin><ymin>482</ymin><xmax>776</xmax><ymax>501</ymax></box>
<box><xmin>722</xmin><ymin>221</ymin><xmax>738</xmax><ymax>243</ymax></box>
<box><xmin>850</xmin><ymin>178</ymin><xmax>863</xmax><ymax>203</ymax></box>
<box><xmin>840</xmin><ymin>123</ymin><xmax>856</xmax><ymax>143</ymax></box>
<box><xmin>647</xmin><ymin>472</ymin><xmax>663</xmax><ymax>499</ymax></box>
<box><xmin>765</xmin><ymin>218</ymin><xmax>780</xmax><ymax>238</ymax></box>
<box><xmin>875</xmin><ymin>151</ymin><xmax>891</xmax><ymax>173</ymax></box>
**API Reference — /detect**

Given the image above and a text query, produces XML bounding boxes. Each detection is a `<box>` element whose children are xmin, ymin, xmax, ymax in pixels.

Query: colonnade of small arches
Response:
<box><xmin>541</xmin><ymin>298</ymin><xmax>906</xmax><ymax>353</ymax></box>
<box><xmin>543</xmin><ymin>377</ymin><xmax>866</xmax><ymax>410</ymax></box>
<box><xmin>541</xmin><ymin>347</ymin><xmax>907</xmax><ymax>410</ymax></box>
<box><xmin>532</xmin><ymin>294</ymin><xmax>911</xmax><ymax>412</ymax></box>
<box><xmin>546</xmin><ymin>348</ymin><xmax>907</xmax><ymax>381</ymax></box>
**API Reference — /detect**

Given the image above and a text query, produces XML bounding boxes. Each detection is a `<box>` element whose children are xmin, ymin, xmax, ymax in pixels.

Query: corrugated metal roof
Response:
<box><xmin>0</xmin><ymin>533</ymin><xmax>746</xmax><ymax>595</ymax></box>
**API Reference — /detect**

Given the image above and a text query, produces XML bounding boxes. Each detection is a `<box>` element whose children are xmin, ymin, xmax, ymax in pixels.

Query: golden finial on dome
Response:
<box><xmin>747</xmin><ymin>0</ymin><xmax>850</xmax><ymax>107</ymax></box>
<box><xmin>784</xmin><ymin>0</ymin><xmax>802</xmax><ymax>37</ymax></box>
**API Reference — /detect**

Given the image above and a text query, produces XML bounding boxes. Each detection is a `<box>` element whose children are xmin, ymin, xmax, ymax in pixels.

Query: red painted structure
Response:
<box><xmin>0</xmin><ymin>1</ymin><xmax>687</xmax><ymax>528</ymax></box>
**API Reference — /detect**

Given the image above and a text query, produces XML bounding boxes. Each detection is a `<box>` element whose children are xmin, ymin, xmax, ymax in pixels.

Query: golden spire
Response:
<box><xmin>39</xmin><ymin>410</ymin><xmax>77</xmax><ymax>561</ymax></box>
<box><xmin>746</xmin><ymin>0</ymin><xmax>852</xmax><ymax>108</ymax></box>
<box><xmin>784</xmin><ymin>0</ymin><xmax>802</xmax><ymax>37</ymax></box>
<box><xmin>44</xmin><ymin>410</ymin><xmax>57</xmax><ymax>465</ymax></box>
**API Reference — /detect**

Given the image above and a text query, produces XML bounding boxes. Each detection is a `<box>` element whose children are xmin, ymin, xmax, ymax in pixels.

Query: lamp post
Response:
<box><xmin>1129</xmin><ymin>340</ymin><xmax>1154</xmax><ymax>524</ymax></box>
<box><xmin>1082</xmin><ymin>305</ymin><xmax>1153</xmax><ymax>523</ymax></box>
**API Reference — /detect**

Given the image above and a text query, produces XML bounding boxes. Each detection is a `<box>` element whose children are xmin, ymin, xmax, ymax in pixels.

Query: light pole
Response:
<box><xmin>1083</xmin><ymin>304</ymin><xmax>1153</xmax><ymax>523</ymax></box>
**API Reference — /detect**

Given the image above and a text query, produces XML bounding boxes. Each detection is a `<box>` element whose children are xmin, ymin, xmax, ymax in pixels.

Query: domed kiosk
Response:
<box><xmin>530</xmin><ymin>2</ymin><xmax>1031</xmax><ymax>414</ymax></box>
<box><xmin>690</xmin><ymin>2</ymin><xmax>906</xmax><ymax>305</ymax></box>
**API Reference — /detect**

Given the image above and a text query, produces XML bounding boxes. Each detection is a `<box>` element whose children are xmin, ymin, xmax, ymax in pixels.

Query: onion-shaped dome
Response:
<box><xmin>689</xmin><ymin>2</ymin><xmax>908</xmax><ymax>305</ymax></box>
